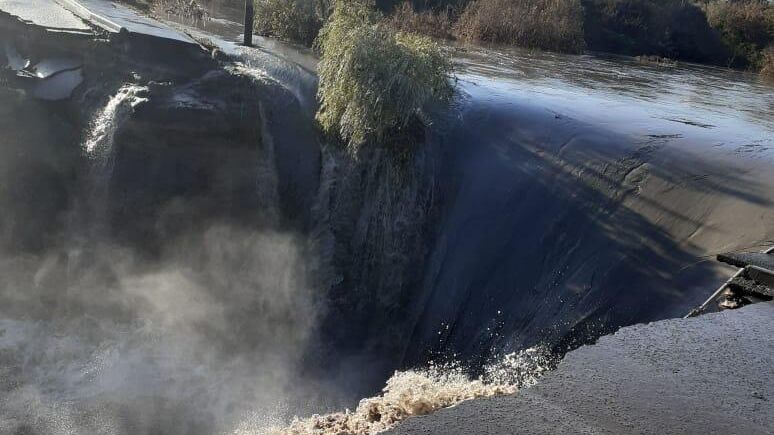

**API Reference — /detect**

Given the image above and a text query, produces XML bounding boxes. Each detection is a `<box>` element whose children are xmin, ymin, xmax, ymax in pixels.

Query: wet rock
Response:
<box><xmin>31</xmin><ymin>68</ymin><xmax>82</xmax><ymax>100</ymax></box>
<box><xmin>28</xmin><ymin>57</ymin><xmax>81</xmax><ymax>78</ymax></box>
<box><xmin>729</xmin><ymin>276</ymin><xmax>773</xmax><ymax>299</ymax></box>
<box><xmin>2</xmin><ymin>41</ymin><xmax>29</xmax><ymax>71</ymax></box>
<box><xmin>718</xmin><ymin>293</ymin><xmax>750</xmax><ymax>310</ymax></box>
<box><xmin>102</xmin><ymin>69</ymin><xmax>278</xmax><ymax>251</ymax></box>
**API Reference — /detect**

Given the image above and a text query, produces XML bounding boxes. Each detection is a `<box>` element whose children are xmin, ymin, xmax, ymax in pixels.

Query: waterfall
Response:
<box><xmin>84</xmin><ymin>84</ymin><xmax>149</xmax><ymax>161</ymax></box>
<box><xmin>76</xmin><ymin>84</ymin><xmax>149</xmax><ymax>239</ymax></box>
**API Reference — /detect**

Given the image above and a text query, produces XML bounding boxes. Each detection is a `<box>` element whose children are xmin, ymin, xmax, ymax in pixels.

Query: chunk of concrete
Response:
<box><xmin>32</xmin><ymin>68</ymin><xmax>82</xmax><ymax>100</ymax></box>
<box><xmin>3</xmin><ymin>41</ymin><xmax>29</xmax><ymax>71</ymax></box>
<box><xmin>717</xmin><ymin>252</ymin><xmax>774</xmax><ymax>270</ymax></box>
<box><xmin>31</xmin><ymin>57</ymin><xmax>82</xmax><ymax>78</ymax></box>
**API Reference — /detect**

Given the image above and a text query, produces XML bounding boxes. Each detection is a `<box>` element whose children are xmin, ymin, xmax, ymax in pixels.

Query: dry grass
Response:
<box><xmin>154</xmin><ymin>0</ymin><xmax>208</xmax><ymax>20</ymax></box>
<box><xmin>112</xmin><ymin>0</ymin><xmax>154</xmax><ymax>11</ymax></box>
<box><xmin>385</xmin><ymin>2</ymin><xmax>455</xmax><ymax>40</ymax></box>
<box><xmin>253</xmin><ymin>0</ymin><xmax>331</xmax><ymax>46</ymax></box>
<box><xmin>704</xmin><ymin>0</ymin><xmax>774</xmax><ymax>69</ymax></box>
<box><xmin>761</xmin><ymin>46</ymin><xmax>774</xmax><ymax>78</ymax></box>
<box><xmin>453</xmin><ymin>0</ymin><xmax>585</xmax><ymax>53</ymax></box>
<box><xmin>705</xmin><ymin>0</ymin><xmax>773</xmax><ymax>46</ymax></box>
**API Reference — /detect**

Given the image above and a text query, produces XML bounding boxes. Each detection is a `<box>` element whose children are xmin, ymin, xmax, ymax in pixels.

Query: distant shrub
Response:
<box><xmin>704</xmin><ymin>0</ymin><xmax>774</xmax><ymax>69</ymax></box>
<box><xmin>316</xmin><ymin>0</ymin><xmax>454</xmax><ymax>150</ymax></box>
<box><xmin>385</xmin><ymin>1</ymin><xmax>456</xmax><ymax>40</ymax></box>
<box><xmin>582</xmin><ymin>0</ymin><xmax>728</xmax><ymax>64</ymax></box>
<box><xmin>762</xmin><ymin>46</ymin><xmax>774</xmax><ymax>78</ymax></box>
<box><xmin>154</xmin><ymin>0</ymin><xmax>208</xmax><ymax>20</ymax></box>
<box><xmin>114</xmin><ymin>0</ymin><xmax>152</xmax><ymax>11</ymax></box>
<box><xmin>453</xmin><ymin>0</ymin><xmax>586</xmax><ymax>53</ymax></box>
<box><xmin>253</xmin><ymin>0</ymin><xmax>331</xmax><ymax>46</ymax></box>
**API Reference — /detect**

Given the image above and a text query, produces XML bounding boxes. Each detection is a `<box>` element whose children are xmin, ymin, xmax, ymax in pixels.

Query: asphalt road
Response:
<box><xmin>0</xmin><ymin>0</ymin><xmax>195</xmax><ymax>44</ymax></box>
<box><xmin>0</xmin><ymin>0</ymin><xmax>90</xmax><ymax>32</ymax></box>
<box><xmin>389</xmin><ymin>302</ymin><xmax>774</xmax><ymax>435</ymax></box>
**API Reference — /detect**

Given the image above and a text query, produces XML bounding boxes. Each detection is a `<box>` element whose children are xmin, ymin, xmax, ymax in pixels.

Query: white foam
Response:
<box><xmin>84</xmin><ymin>84</ymin><xmax>149</xmax><ymax>156</ymax></box>
<box><xmin>255</xmin><ymin>347</ymin><xmax>554</xmax><ymax>435</ymax></box>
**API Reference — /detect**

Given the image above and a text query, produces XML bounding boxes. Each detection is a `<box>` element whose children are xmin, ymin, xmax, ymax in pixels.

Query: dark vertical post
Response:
<box><xmin>244</xmin><ymin>0</ymin><xmax>254</xmax><ymax>46</ymax></box>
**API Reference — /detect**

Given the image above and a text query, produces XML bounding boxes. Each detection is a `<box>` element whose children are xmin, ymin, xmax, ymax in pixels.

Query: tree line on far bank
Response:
<box><xmin>254</xmin><ymin>0</ymin><xmax>774</xmax><ymax>76</ymax></box>
<box><xmin>251</xmin><ymin>0</ymin><xmax>771</xmax><ymax>155</ymax></box>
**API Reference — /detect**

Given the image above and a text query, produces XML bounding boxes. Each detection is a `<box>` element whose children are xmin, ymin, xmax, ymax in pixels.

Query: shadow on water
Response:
<box><xmin>400</xmin><ymin>89</ymin><xmax>774</xmax><ymax>368</ymax></box>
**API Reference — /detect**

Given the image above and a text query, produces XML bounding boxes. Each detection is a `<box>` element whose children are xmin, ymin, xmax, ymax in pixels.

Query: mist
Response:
<box><xmin>0</xmin><ymin>223</ymin><xmax>339</xmax><ymax>434</ymax></box>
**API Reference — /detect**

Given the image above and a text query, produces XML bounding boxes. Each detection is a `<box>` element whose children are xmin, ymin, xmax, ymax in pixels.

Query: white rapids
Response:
<box><xmin>238</xmin><ymin>347</ymin><xmax>554</xmax><ymax>435</ymax></box>
<box><xmin>84</xmin><ymin>84</ymin><xmax>149</xmax><ymax>156</ymax></box>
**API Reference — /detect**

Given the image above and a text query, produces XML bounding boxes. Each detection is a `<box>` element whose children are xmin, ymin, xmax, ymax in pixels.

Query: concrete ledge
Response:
<box><xmin>53</xmin><ymin>0</ymin><xmax>124</xmax><ymax>33</ymax></box>
<box><xmin>0</xmin><ymin>0</ymin><xmax>93</xmax><ymax>34</ymax></box>
<box><xmin>53</xmin><ymin>0</ymin><xmax>196</xmax><ymax>45</ymax></box>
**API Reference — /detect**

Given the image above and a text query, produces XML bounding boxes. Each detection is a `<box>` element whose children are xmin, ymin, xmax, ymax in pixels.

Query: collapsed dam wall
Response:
<box><xmin>314</xmin><ymin>56</ymin><xmax>774</xmax><ymax>381</ymax></box>
<box><xmin>1</xmin><ymin>6</ymin><xmax>774</xmax><ymax>433</ymax></box>
<box><xmin>402</xmin><ymin>84</ymin><xmax>774</xmax><ymax>365</ymax></box>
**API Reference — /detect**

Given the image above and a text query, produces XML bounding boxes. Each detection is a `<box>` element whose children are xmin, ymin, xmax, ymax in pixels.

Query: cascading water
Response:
<box><xmin>76</xmin><ymin>84</ymin><xmax>150</xmax><ymax>238</ymax></box>
<box><xmin>261</xmin><ymin>347</ymin><xmax>554</xmax><ymax>435</ymax></box>
<box><xmin>84</xmin><ymin>84</ymin><xmax>149</xmax><ymax>158</ymax></box>
<box><xmin>0</xmin><ymin>70</ymin><xmax>324</xmax><ymax>435</ymax></box>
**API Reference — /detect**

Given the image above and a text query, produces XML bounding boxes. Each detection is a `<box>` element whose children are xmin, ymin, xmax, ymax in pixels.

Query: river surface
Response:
<box><xmin>173</xmin><ymin>0</ymin><xmax>774</xmax><ymax>150</ymax></box>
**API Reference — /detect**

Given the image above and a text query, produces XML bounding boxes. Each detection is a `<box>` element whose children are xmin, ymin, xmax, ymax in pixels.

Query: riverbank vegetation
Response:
<box><xmin>253</xmin><ymin>0</ymin><xmax>331</xmax><ymax>46</ymax></box>
<box><xmin>762</xmin><ymin>47</ymin><xmax>774</xmax><ymax>78</ymax></box>
<box><xmin>252</xmin><ymin>0</ymin><xmax>774</xmax><ymax>76</ymax></box>
<box><xmin>704</xmin><ymin>0</ymin><xmax>774</xmax><ymax>70</ymax></box>
<box><xmin>315</xmin><ymin>0</ymin><xmax>453</xmax><ymax>150</ymax></box>
<box><xmin>117</xmin><ymin>0</ymin><xmax>207</xmax><ymax>20</ymax></box>
<box><xmin>582</xmin><ymin>0</ymin><xmax>728</xmax><ymax>64</ymax></box>
<box><xmin>385</xmin><ymin>1</ymin><xmax>455</xmax><ymax>40</ymax></box>
<box><xmin>394</xmin><ymin>0</ymin><xmax>774</xmax><ymax>73</ymax></box>
<box><xmin>453</xmin><ymin>0</ymin><xmax>585</xmax><ymax>53</ymax></box>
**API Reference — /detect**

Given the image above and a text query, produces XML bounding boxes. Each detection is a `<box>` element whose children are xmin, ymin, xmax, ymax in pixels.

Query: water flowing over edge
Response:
<box><xmin>232</xmin><ymin>347</ymin><xmax>554</xmax><ymax>435</ymax></box>
<box><xmin>84</xmin><ymin>84</ymin><xmax>149</xmax><ymax>157</ymax></box>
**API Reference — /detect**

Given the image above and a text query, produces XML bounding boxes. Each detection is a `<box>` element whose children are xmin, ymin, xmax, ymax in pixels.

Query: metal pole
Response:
<box><xmin>244</xmin><ymin>0</ymin><xmax>254</xmax><ymax>46</ymax></box>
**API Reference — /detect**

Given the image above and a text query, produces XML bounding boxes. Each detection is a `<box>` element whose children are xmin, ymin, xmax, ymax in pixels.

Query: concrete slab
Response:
<box><xmin>3</xmin><ymin>41</ymin><xmax>29</xmax><ymax>70</ymax></box>
<box><xmin>31</xmin><ymin>68</ymin><xmax>83</xmax><ymax>100</ymax></box>
<box><xmin>0</xmin><ymin>0</ymin><xmax>91</xmax><ymax>33</ymax></box>
<box><xmin>718</xmin><ymin>252</ymin><xmax>774</xmax><ymax>271</ymax></box>
<box><xmin>54</xmin><ymin>0</ymin><xmax>196</xmax><ymax>44</ymax></box>
<box><xmin>0</xmin><ymin>0</ymin><xmax>196</xmax><ymax>46</ymax></box>
<box><xmin>31</xmin><ymin>57</ymin><xmax>82</xmax><ymax>78</ymax></box>
<box><xmin>389</xmin><ymin>302</ymin><xmax>774</xmax><ymax>435</ymax></box>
